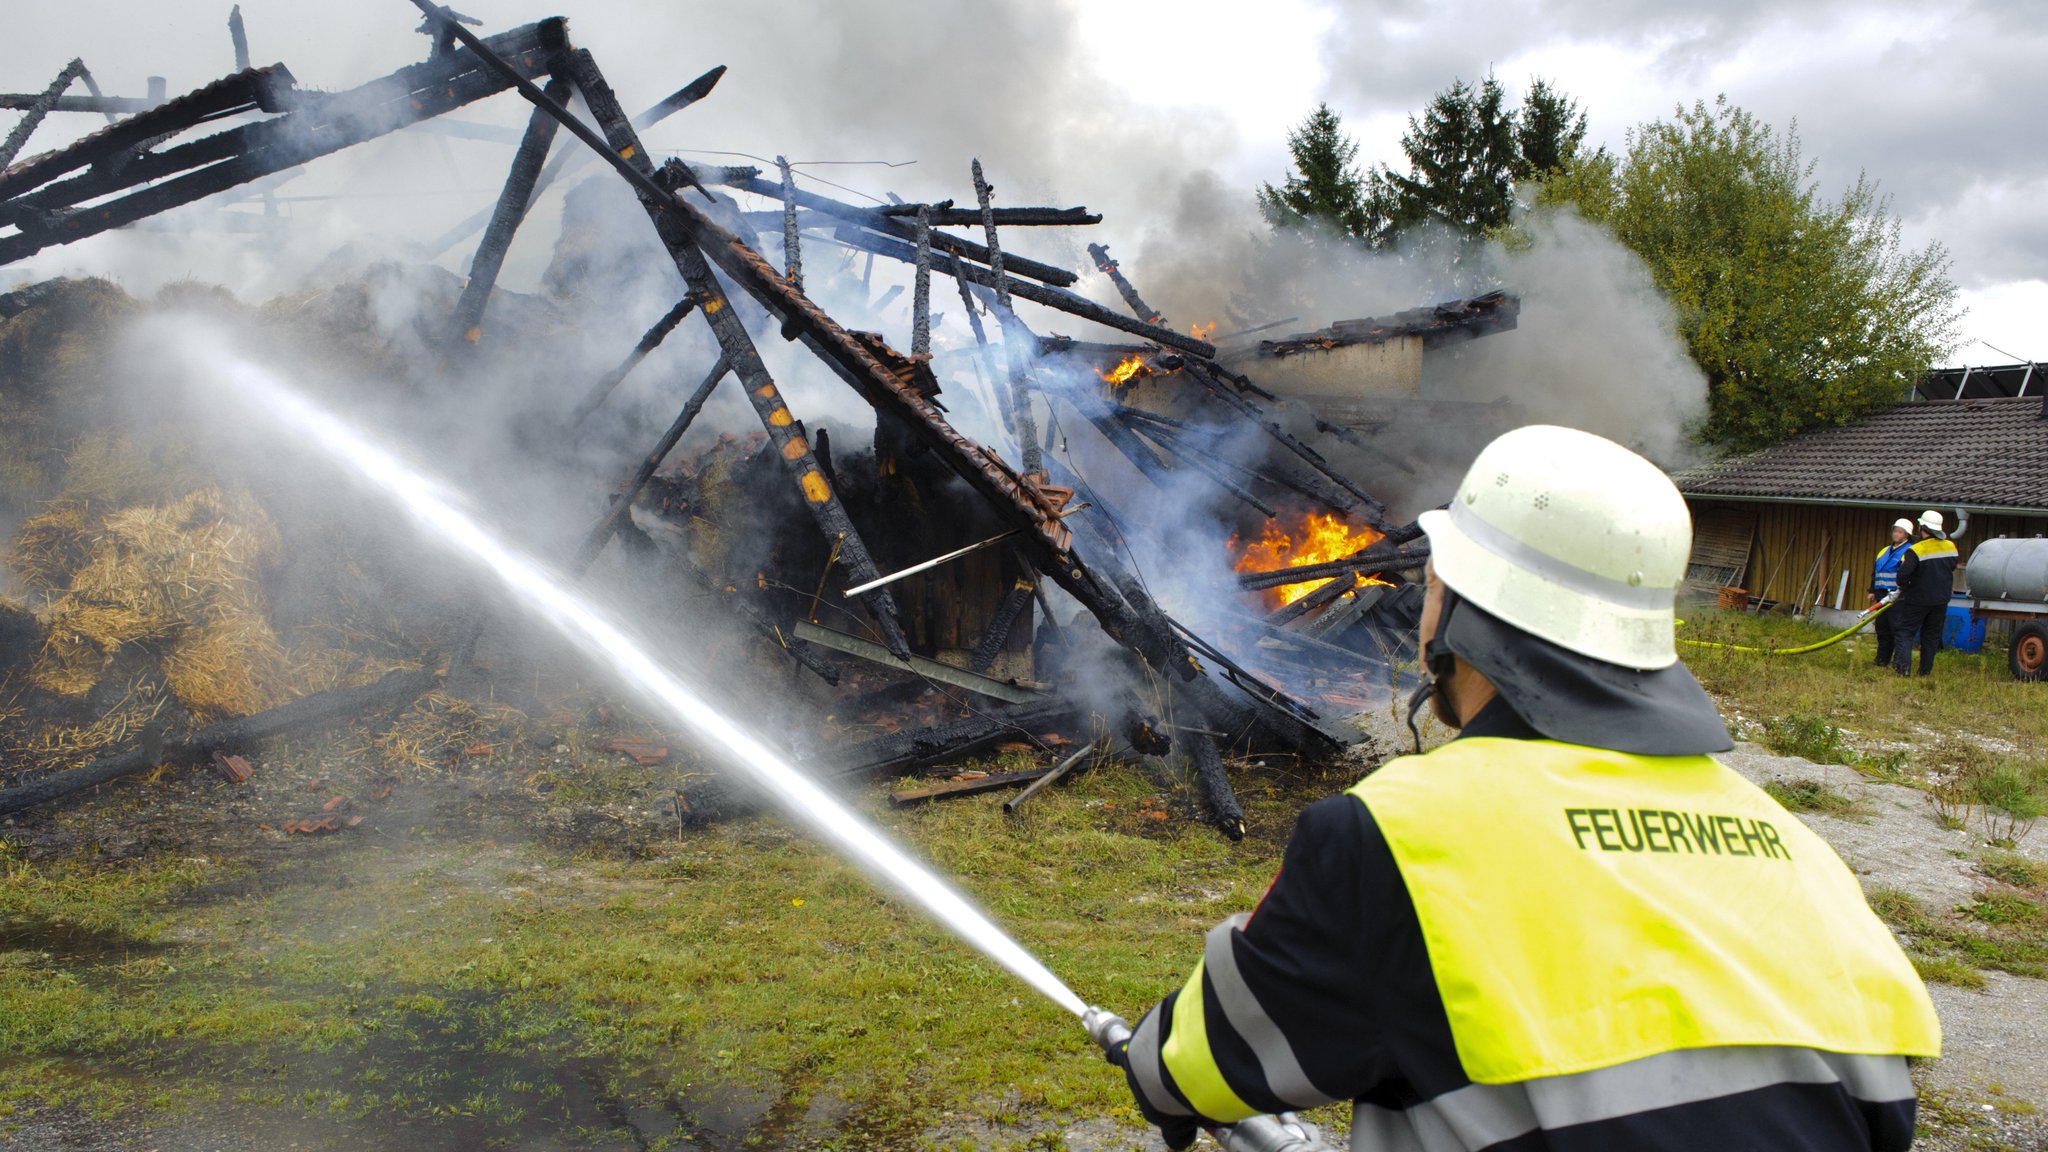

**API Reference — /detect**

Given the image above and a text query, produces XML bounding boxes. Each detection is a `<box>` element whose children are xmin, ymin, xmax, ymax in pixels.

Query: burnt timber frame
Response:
<box><xmin>557</xmin><ymin>46</ymin><xmax>914</xmax><ymax>661</ymax></box>
<box><xmin>421</xmin><ymin>19</ymin><xmax>1341</xmax><ymax>820</ymax></box>
<box><xmin>0</xmin><ymin>26</ymin><xmax>557</xmax><ymax>264</ymax></box>
<box><xmin>451</xmin><ymin>73</ymin><xmax>569</xmax><ymax>344</ymax></box>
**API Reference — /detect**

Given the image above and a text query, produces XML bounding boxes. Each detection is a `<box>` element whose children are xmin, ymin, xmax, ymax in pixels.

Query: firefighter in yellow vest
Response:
<box><xmin>1113</xmin><ymin>425</ymin><xmax>1938</xmax><ymax>1151</ymax></box>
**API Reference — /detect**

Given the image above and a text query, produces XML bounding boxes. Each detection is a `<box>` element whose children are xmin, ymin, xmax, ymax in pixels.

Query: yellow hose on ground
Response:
<box><xmin>1680</xmin><ymin>600</ymin><xmax>1894</xmax><ymax>656</ymax></box>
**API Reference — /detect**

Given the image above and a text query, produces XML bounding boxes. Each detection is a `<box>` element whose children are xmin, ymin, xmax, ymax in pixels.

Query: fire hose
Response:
<box><xmin>1678</xmin><ymin>593</ymin><xmax>1895</xmax><ymax>657</ymax></box>
<box><xmin>1083</xmin><ymin>1007</ymin><xmax>1342</xmax><ymax>1152</ymax></box>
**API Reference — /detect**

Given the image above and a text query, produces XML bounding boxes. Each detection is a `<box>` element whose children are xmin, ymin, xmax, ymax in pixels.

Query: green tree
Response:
<box><xmin>1366</xmin><ymin>75</ymin><xmax>1587</xmax><ymax>245</ymax></box>
<box><xmin>1515</xmin><ymin>78</ymin><xmax>1589</xmax><ymax>178</ymax></box>
<box><xmin>1257</xmin><ymin>102</ymin><xmax>1376</xmax><ymax>240</ymax></box>
<box><xmin>1539</xmin><ymin>97</ymin><xmax>1959</xmax><ymax>447</ymax></box>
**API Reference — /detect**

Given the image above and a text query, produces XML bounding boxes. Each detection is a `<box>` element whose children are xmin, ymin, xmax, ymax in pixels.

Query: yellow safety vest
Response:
<box><xmin>1352</xmin><ymin>738</ymin><xmax>1940</xmax><ymax>1084</ymax></box>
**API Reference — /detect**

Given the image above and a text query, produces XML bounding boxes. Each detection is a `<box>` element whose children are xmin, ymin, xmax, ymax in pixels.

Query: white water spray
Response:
<box><xmin>197</xmin><ymin>338</ymin><xmax>1087</xmax><ymax>1019</ymax></box>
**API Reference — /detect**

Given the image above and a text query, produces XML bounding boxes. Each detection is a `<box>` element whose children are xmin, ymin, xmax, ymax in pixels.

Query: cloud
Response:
<box><xmin>1312</xmin><ymin>0</ymin><xmax>2047</xmax><ymax>344</ymax></box>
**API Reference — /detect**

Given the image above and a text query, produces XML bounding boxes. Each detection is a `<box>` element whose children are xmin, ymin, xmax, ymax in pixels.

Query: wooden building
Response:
<box><xmin>1673</xmin><ymin>393</ymin><xmax>2048</xmax><ymax>609</ymax></box>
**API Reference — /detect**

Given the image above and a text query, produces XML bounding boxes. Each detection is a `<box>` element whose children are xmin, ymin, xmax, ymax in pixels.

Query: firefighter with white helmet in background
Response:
<box><xmin>1869</xmin><ymin>518</ymin><xmax>1914</xmax><ymax>667</ymax></box>
<box><xmin>1889</xmin><ymin>510</ymin><xmax>1960</xmax><ymax>677</ymax></box>
<box><xmin>1110</xmin><ymin>425</ymin><xmax>1938</xmax><ymax>1151</ymax></box>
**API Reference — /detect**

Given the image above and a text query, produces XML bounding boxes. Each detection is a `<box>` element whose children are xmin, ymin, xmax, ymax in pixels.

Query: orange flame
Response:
<box><xmin>1189</xmin><ymin>320</ymin><xmax>1217</xmax><ymax>341</ymax></box>
<box><xmin>1100</xmin><ymin>354</ymin><xmax>1149</xmax><ymax>386</ymax></box>
<box><xmin>1230</xmin><ymin>512</ymin><xmax>1385</xmax><ymax>607</ymax></box>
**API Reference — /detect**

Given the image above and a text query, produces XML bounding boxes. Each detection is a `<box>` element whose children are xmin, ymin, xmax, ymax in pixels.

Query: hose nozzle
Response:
<box><xmin>1081</xmin><ymin>1005</ymin><xmax>1132</xmax><ymax>1062</ymax></box>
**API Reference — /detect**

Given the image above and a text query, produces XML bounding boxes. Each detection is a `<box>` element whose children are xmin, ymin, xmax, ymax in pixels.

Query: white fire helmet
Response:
<box><xmin>1418</xmin><ymin>425</ymin><xmax>1691</xmax><ymax>670</ymax></box>
<box><xmin>1893</xmin><ymin>518</ymin><xmax>1915</xmax><ymax>534</ymax></box>
<box><xmin>1919</xmin><ymin>510</ymin><xmax>1945</xmax><ymax>533</ymax></box>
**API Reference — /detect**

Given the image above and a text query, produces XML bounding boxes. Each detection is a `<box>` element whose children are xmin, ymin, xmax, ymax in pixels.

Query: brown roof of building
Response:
<box><xmin>1674</xmin><ymin>396</ymin><xmax>2048</xmax><ymax>512</ymax></box>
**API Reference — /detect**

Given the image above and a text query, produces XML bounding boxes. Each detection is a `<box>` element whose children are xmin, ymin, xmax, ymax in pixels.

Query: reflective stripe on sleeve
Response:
<box><xmin>1161</xmin><ymin>959</ymin><xmax>1258</xmax><ymax>1122</ymax></box>
<box><xmin>1203</xmin><ymin>913</ymin><xmax>1340</xmax><ymax>1110</ymax></box>
<box><xmin>1125</xmin><ymin>1005</ymin><xmax>1192</xmax><ymax>1118</ymax></box>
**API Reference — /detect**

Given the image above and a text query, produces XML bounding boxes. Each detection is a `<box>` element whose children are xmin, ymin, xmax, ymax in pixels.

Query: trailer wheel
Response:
<box><xmin>2013</xmin><ymin>622</ymin><xmax>2048</xmax><ymax>682</ymax></box>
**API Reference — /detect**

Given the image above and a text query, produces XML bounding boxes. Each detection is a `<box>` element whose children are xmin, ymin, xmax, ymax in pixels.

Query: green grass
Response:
<box><xmin>0</xmin><ymin>753</ymin><xmax>1354</xmax><ymax>1147</ymax></box>
<box><xmin>1762</xmin><ymin>778</ymin><xmax>1870</xmax><ymax>818</ymax></box>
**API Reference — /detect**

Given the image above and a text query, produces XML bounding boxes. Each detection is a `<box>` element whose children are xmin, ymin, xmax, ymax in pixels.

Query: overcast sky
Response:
<box><xmin>5</xmin><ymin>0</ymin><xmax>2040</xmax><ymax>364</ymax></box>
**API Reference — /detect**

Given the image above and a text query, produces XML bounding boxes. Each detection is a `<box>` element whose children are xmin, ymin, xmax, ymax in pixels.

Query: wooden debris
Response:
<box><xmin>890</xmin><ymin>767</ymin><xmax>1049</xmax><ymax>807</ymax></box>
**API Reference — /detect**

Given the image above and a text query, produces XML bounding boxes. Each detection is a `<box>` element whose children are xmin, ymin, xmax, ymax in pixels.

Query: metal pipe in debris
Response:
<box><xmin>841</xmin><ymin>503</ymin><xmax>1089</xmax><ymax>599</ymax></box>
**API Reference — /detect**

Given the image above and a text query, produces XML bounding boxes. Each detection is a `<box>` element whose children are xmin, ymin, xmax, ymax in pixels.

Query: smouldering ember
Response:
<box><xmin>1100</xmin><ymin>354</ymin><xmax>1150</xmax><ymax>386</ymax></box>
<box><xmin>1188</xmin><ymin>321</ymin><xmax>1217</xmax><ymax>341</ymax></box>
<box><xmin>1231</xmin><ymin>512</ymin><xmax>1385</xmax><ymax>606</ymax></box>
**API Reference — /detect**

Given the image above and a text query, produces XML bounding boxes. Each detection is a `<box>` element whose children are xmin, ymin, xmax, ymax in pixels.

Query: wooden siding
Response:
<box><xmin>1684</xmin><ymin>499</ymin><xmax>2048</xmax><ymax>607</ymax></box>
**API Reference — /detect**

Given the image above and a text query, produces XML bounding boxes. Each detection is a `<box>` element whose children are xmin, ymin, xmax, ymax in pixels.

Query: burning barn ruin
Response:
<box><xmin>0</xmin><ymin>7</ymin><xmax>1525</xmax><ymax>839</ymax></box>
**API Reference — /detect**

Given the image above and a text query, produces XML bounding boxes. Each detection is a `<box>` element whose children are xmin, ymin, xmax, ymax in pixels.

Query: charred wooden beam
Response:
<box><xmin>1300</xmin><ymin>581</ymin><xmax>1389</xmax><ymax>641</ymax></box>
<box><xmin>728</xmin><ymin>173</ymin><xmax>1079</xmax><ymax>289</ymax></box>
<box><xmin>450</xmin><ymin>73</ymin><xmax>569</xmax><ymax>345</ymax></box>
<box><xmin>568</xmin><ymin>295</ymin><xmax>700</xmax><ymax>425</ymax></box>
<box><xmin>910</xmin><ymin>202</ymin><xmax>932</xmax><ymax>358</ymax></box>
<box><xmin>559</xmin><ymin>48</ymin><xmax>911</xmax><ymax>659</ymax></box>
<box><xmin>879</xmin><ymin>202</ymin><xmax>1100</xmax><ymax>226</ymax></box>
<box><xmin>968</xmin><ymin>577</ymin><xmax>1034</xmax><ymax>674</ymax></box>
<box><xmin>1263</xmin><ymin>574</ymin><xmax>1356</xmax><ymax>628</ymax></box>
<box><xmin>229</xmin><ymin>6</ymin><xmax>252</xmax><ymax>71</ymax></box>
<box><xmin>574</xmin><ymin>354</ymin><xmax>730</xmax><ymax>572</ymax></box>
<box><xmin>1087</xmin><ymin>242</ymin><xmax>1165</xmax><ymax>327</ymax></box>
<box><xmin>0</xmin><ymin>24</ymin><xmax>554</xmax><ymax>264</ymax></box>
<box><xmin>1180</xmin><ymin>358</ymin><xmax>1384</xmax><ymax>523</ymax></box>
<box><xmin>0</xmin><ymin>59</ymin><xmax>86</xmax><ymax>169</ymax></box>
<box><xmin>0</xmin><ymin>63</ymin><xmax>297</xmax><ymax>204</ymax></box>
<box><xmin>788</xmin><ymin>216</ymin><xmax>1217</xmax><ymax>358</ymax></box>
<box><xmin>1118</xmin><ymin>415</ymin><xmax>1277</xmax><ymax>518</ymax></box>
<box><xmin>0</xmin><ymin>668</ymin><xmax>437</xmax><ymax>818</ymax></box>
<box><xmin>1003</xmin><ymin>742</ymin><xmax>1096</xmax><ymax>812</ymax></box>
<box><xmin>974</xmin><ymin>160</ymin><xmax>1042</xmax><ymax>474</ymax></box>
<box><xmin>776</xmin><ymin>154</ymin><xmax>802</xmax><ymax>290</ymax></box>
<box><xmin>949</xmin><ymin>248</ymin><xmax>1012</xmax><ymax>433</ymax></box>
<box><xmin>1113</xmin><ymin>406</ymin><xmax>1330</xmax><ymax>512</ymax></box>
<box><xmin>890</xmin><ymin>768</ymin><xmax>1051</xmax><ymax>807</ymax></box>
<box><xmin>425</xmin><ymin>64</ymin><xmax>728</xmax><ymax>257</ymax></box>
<box><xmin>1182</xmin><ymin>731</ymin><xmax>1246</xmax><ymax>840</ymax></box>
<box><xmin>0</xmin><ymin>93</ymin><xmax>158</xmax><ymax>114</ymax></box>
<box><xmin>793</xmin><ymin>621</ymin><xmax>1041</xmax><ymax>704</ymax></box>
<box><xmin>74</xmin><ymin>65</ymin><xmax>134</xmax><ymax>125</ymax></box>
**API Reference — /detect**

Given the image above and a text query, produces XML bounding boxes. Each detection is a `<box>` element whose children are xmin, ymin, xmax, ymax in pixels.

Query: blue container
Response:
<box><xmin>1944</xmin><ymin>600</ymin><xmax>1987</xmax><ymax>654</ymax></box>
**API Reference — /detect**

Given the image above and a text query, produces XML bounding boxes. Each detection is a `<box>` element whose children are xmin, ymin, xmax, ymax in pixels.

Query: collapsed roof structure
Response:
<box><xmin>0</xmin><ymin>7</ymin><xmax>1522</xmax><ymax>837</ymax></box>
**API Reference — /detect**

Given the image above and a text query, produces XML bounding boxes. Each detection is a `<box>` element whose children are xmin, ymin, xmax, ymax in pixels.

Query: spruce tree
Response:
<box><xmin>1257</xmin><ymin>103</ymin><xmax>1376</xmax><ymax>240</ymax></box>
<box><xmin>1516</xmin><ymin>78</ymin><xmax>1587</xmax><ymax>178</ymax></box>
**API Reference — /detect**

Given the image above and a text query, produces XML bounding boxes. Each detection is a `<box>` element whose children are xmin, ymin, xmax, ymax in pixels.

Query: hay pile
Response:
<box><xmin>9</xmin><ymin>456</ymin><xmax>288</xmax><ymax>718</ymax></box>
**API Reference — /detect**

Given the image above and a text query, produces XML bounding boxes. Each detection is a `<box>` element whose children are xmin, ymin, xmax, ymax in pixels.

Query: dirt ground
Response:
<box><xmin>1</xmin><ymin>722</ymin><xmax>2043</xmax><ymax>1150</ymax></box>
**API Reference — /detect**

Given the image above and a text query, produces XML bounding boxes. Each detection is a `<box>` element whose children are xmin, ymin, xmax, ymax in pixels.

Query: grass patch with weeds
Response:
<box><xmin>1866</xmin><ymin>885</ymin><xmax>2048</xmax><ymax>984</ymax></box>
<box><xmin>1682</xmin><ymin>609</ymin><xmax>2048</xmax><ymax>756</ymax></box>
<box><xmin>1763</xmin><ymin>778</ymin><xmax>1870</xmax><ymax>818</ymax></box>
<box><xmin>1979</xmin><ymin>852</ymin><xmax>2048</xmax><ymax>892</ymax></box>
